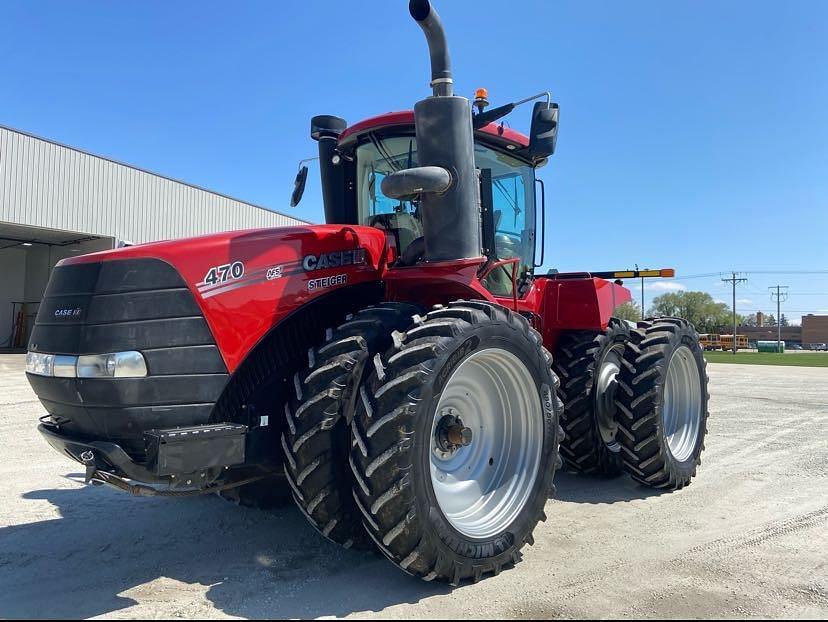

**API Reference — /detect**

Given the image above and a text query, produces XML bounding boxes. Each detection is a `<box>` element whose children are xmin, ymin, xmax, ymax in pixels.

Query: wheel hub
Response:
<box><xmin>434</xmin><ymin>412</ymin><xmax>473</xmax><ymax>457</ymax></box>
<box><xmin>595</xmin><ymin>347</ymin><xmax>623</xmax><ymax>446</ymax></box>
<box><xmin>429</xmin><ymin>348</ymin><xmax>542</xmax><ymax>540</ymax></box>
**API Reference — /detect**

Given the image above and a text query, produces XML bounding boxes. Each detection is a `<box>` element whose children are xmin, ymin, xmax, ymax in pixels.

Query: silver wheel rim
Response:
<box><xmin>663</xmin><ymin>345</ymin><xmax>702</xmax><ymax>462</ymax></box>
<box><xmin>595</xmin><ymin>347</ymin><xmax>623</xmax><ymax>448</ymax></box>
<box><xmin>430</xmin><ymin>348</ymin><xmax>543</xmax><ymax>540</ymax></box>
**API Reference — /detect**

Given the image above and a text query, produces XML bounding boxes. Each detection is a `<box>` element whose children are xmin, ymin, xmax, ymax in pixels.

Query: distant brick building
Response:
<box><xmin>734</xmin><ymin>325</ymin><xmax>802</xmax><ymax>344</ymax></box>
<box><xmin>802</xmin><ymin>315</ymin><xmax>828</xmax><ymax>345</ymax></box>
<box><xmin>730</xmin><ymin>314</ymin><xmax>828</xmax><ymax>346</ymax></box>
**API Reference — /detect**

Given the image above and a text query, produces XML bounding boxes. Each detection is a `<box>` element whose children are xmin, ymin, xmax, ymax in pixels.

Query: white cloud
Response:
<box><xmin>736</xmin><ymin>298</ymin><xmax>753</xmax><ymax>305</ymax></box>
<box><xmin>646</xmin><ymin>281</ymin><xmax>687</xmax><ymax>292</ymax></box>
<box><xmin>714</xmin><ymin>299</ymin><xmax>727</xmax><ymax>304</ymax></box>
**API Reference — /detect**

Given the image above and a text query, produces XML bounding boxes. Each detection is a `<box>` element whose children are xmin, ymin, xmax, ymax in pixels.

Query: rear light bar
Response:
<box><xmin>589</xmin><ymin>268</ymin><xmax>675</xmax><ymax>280</ymax></box>
<box><xmin>26</xmin><ymin>351</ymin><xmax>148</xmax><ymax>378</ymax></box>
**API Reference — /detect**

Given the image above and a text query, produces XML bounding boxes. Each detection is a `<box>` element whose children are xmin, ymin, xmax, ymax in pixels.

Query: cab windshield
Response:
<box><xmin>355</xmin><ymin>134</ymin><xmax>536</xmax><ymax>294</ymax></box>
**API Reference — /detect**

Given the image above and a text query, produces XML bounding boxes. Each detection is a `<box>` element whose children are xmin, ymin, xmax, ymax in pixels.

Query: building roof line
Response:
<box><xmin>0</xmin><ymin>123</ymin><xmax>309</xmax><ymax>224</ymax></box>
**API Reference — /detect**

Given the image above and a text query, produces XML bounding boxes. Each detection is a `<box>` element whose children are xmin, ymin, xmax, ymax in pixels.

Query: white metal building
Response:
<box><xmin>0</xmin><ymin>125</ymin><xmax>306</xmax><ymax>349</ymax></box>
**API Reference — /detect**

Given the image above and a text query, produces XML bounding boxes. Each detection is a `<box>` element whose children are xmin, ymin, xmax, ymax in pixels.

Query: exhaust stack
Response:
<box><xmin>409</xmin><ymin>0</ymin><xmax>453</xmax><ymax>96</ymax></box>
<box><xmin>381</xmin><ymin>0</ymin><xmax>481</xmax><ymax>263</ymax></box>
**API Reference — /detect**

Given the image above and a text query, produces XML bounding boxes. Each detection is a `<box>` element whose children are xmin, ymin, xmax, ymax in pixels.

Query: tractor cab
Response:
<box><xmin>295</xmin><ymin>109</ymin><xmax>551</xmax><ymax>297</ymax></box>
<box><xmin>350</xmin><ymin>122</ymin><xmax>537</xmax><ymax>295</ymax></box>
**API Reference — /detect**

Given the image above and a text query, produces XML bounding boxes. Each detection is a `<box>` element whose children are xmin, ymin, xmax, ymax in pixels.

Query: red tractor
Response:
<box><xmin>26</xmin><ymin>0</ymin><xmax>709</xmax><ymax>585</ymax></box>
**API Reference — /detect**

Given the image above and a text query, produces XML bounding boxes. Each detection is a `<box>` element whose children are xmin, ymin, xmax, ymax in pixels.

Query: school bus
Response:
<box><xmin>720</xmin><ymin>334</ymin><xmax>749</xmax><ymax>351</ymax></box>
<box><xmin>699</xmin><ymin>334</ymin><xmax>722</xmax><ymax>351</ymax></box>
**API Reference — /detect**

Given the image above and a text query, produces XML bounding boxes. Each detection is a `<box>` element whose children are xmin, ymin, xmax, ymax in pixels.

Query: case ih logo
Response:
<box><xmin>54</xmin><ymin>307</ymin><xmax>82</xmax><ymax>318</ymax></box>
<box><xmin>302</xmin><ymin>248</ymin><xmax>366</xmax><ymax>272</ymax></box>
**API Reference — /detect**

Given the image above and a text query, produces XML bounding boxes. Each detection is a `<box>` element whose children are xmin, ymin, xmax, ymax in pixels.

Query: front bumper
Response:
<box><xmin>39</xmin><ymin>420</ymin><xmax>248</xmax><ymax>486</ymax></box>
<box><xmin>39</xmin><ymin>422</ymin><xmax>167</xmax><ymax>483</ymax></box>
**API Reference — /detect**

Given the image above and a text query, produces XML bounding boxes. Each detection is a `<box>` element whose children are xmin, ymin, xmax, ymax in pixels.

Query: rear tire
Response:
<box><xmin>350</xmin><ymin>301</ymin><xmax>563</xmax><ymax>585</ymax></box>
<box><xmin>615</xmin><ymin>317</ymin><xmax>709</xmax><ymax>489</ymax></box>
<box><xmin>283</xmin><ymin>303</ymin><xmax>421</xmax><ymax>548</ymax></box>
<box><xmin>553</xmin><ymin>319</ymin><xmax>630</xmax><ymax>477</ymax></box>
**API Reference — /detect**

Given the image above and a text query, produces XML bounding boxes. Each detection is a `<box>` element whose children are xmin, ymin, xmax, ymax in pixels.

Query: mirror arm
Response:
<box><xmin>297</xmin><ymin>156</ymin><xmax>319</xmax><ymax>168</ymax></box>
<box><xmin>472</xmin><ymin>91</ymin><xmax>552</xmax><ymax>129</ymax></box>
<box><xmin>514</xmin><ymin>91</ymin><xmax>551</xmax><ymax>109</ymax></box>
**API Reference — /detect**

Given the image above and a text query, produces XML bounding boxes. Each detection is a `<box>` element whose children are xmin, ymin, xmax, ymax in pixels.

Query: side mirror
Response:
<box><xmin>290</xmin><ymin>165</ymin><xmax>309</xmax><ymax>207</ymax></box>
<box><xmin>528</xmin><ymin>101</ymin><xmax>559</xmax><ymax>159</ymax></box>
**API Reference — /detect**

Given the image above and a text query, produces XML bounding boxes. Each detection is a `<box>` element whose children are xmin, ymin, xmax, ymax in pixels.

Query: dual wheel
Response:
<box><xmin>554</xmin><ymin>317</ymin><xmax>709</xmax><ymax>488</ymax></box>
<box><xmin>284</xmin><ymin>300</ymin><xmax>562</xmax><ymax>584</ymax></box>
<box><xmin>282</xmin><ymin>303</ymin><xmax>709</xmax><ymax>584</ymax></box>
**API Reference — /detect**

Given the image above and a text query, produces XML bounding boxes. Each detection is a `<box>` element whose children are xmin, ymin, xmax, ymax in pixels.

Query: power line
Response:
<box><xmin>677</xmin><ymin>272</ymin><xmax>724</xmax><ymax>279</ymax></box>
<box><xmin>743</xmin><ymin>270</ymin><xmax>828</xmax><ymax>275</ymax></box>
<box><xmin>663</xmin><ymin>270</ymin><xmax>828</xmax><ymax>280</ymax></box>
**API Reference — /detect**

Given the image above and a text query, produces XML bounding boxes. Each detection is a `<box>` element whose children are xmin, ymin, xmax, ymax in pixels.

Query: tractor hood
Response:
<box><xmin>43</xmin><ymin>224</ymin><xmax>390</xmax><ymax>372</ymax></box>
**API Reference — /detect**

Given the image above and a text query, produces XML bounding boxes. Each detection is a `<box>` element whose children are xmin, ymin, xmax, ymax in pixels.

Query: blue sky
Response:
<box><xmin>4</xmin><ymin>1</ymin><xmax>827</xmax><ymax>321</ymax></box>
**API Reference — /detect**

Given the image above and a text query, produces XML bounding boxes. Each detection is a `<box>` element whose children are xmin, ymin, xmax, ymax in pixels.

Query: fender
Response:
<box><xmin>498</xmin><ymin>275</ymin><xmax>633</xmax><ymax>352</ymax></box>
<box><xmin>60</xmin><ymin>224</ymin><xmax>390</xmax><ymax>372</ymax></box>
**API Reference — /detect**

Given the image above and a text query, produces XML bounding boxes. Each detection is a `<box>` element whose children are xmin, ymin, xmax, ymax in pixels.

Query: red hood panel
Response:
<box><xmin>61</xmin><ymin>225</ymin><xmax>389</xmax><ymax>372</ymax></box>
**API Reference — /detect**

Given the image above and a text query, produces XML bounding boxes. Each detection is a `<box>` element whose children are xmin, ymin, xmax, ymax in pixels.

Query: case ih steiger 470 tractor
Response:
<box><xmin>26</xmin><ymin>0</ymin><xmax>709</xmax><ymax>585</ymax></box>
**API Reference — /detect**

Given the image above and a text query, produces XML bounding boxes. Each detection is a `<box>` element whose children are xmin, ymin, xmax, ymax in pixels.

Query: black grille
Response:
<box><xmin>27</xmin><ymin>258</ymin><xmax>229</xmax><ymax>457</ymax></box>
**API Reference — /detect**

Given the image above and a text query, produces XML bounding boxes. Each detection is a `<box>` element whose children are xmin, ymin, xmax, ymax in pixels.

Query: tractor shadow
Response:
<box><xmin>553</xmin><ymin>471</ymin><xmax>664</xmax><ymax>505</ymax></box>
<box><xmin>0</xmin><ymin>478</ymin><xmax>448</xmax><ymax>619</ymax></box>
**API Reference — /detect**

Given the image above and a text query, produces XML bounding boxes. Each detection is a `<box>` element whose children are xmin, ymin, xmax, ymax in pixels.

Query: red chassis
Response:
<box><xmin>60</xmin><ymin>223</ymin><xmax>631</xmax><ymax>373</ymax></box>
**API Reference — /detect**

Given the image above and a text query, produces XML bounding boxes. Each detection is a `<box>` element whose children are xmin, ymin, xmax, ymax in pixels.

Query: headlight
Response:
<box><xmin>26</xmin><ymin>352</ymin><xmax>54</xmax><ymax>376</ymax></box>
<box><xmin>26</xmin><ymin>351</ymin><xmax>147</xmax><ymax>378</ymax></box>
<box><xmin>53</xmin><ymin>355</ymin><xmax>79</xmax><ymax>377</ymax></box>
<box><xmin>77</xmin><ymin>352</ymin><xmax>148</xmax><ymax>378</ymax></box>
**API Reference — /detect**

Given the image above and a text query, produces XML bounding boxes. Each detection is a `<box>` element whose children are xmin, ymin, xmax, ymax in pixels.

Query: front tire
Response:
<box><xmin>283</xmin><ymin>303</ymin><xmax>421</xmax><ymax>548</ymax></box>
<box><xmin>350</xmin><ymin>301</ymin><xmax>563</xmax><ymax>584</ymax></box>
<box><xmin>615</xmin><ymin>317</ymin><xmax>710</xmax><ymax>489</ymax></box>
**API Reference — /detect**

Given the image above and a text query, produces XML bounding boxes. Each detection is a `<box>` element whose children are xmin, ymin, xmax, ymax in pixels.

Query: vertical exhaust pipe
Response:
<box><xmin>409</xmin><ymin>0</ymin><xmax>453</xmax><ymax>97</ymax></box>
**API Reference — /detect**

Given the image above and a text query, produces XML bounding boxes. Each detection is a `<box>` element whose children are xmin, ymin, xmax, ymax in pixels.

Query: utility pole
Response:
<box><xmin>769</xmin><ymin>285</ymin><xmax>789</xmax><ymax>353</ymax></box>
<box><xmin>721</xmin><ymin>272</ymin><xmax>747</xmax><ymax>354</ymax></box>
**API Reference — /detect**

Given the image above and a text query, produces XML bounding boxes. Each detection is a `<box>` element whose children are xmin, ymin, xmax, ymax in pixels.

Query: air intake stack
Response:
<box><xmin>381</xmin><ymin>0</ymin><xmax>481</xmax><ymax>263</ymax></box>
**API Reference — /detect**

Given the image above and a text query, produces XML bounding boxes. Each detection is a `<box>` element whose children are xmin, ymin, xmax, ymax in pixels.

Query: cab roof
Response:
<box><xmin>338</xmin><ymin>111</ymin><xmax>531</xmax><ymax>151</ymax></box>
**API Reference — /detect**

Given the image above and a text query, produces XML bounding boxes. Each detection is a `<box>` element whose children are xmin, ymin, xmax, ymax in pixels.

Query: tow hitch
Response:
<box><xmin>83</xmin><ymin>464</ymin><xmax>268</xmax><ymax>498</ymax></box>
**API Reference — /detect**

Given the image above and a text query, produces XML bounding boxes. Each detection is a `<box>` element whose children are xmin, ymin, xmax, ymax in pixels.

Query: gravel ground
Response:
<box><xmin>0</xmin><ymin>354</ymin><xmax>826</xmax><ymax>619</ymax></box>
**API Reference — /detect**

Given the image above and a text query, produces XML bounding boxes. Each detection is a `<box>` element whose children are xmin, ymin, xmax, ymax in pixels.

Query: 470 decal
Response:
<box><xmin>201</xmin><ymin>261</ymin><xmax>244</xmax><ymax>287</ymax></box>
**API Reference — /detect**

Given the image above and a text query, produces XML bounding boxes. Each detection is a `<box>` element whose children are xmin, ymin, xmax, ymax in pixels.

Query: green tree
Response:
<box><xmin>613</xmin><ymin>301</ymin><xmax>642</xmax><ymax>322</ymax></box>
<box><xmin>765</xmin><ymin>314</ymin><xmax>778</xmax><ymax>326</ymax></box>
<box><xmin>780</xmin><ymin>313</ymin><xmax>790</xmax><ymax>327</ymax></box>
<box><xmin>743</xmin><ymin>313</ymin><xmax>758</xmax><ymax>327</ymax></box>
<box><xmin>648</xmin><ymin>291</ymin><xmax>736</xmax><ymax>333</ymax></box>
